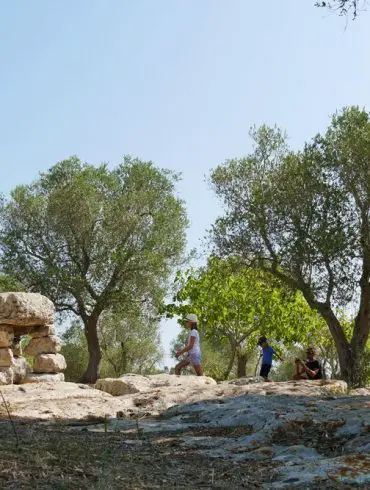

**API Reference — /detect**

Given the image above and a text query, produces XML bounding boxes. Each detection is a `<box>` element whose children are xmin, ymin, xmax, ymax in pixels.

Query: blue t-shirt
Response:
<box><xmin>262</xmin><ymin>346</ymin><xmax>275</xmax><ymax>365</ymax></box>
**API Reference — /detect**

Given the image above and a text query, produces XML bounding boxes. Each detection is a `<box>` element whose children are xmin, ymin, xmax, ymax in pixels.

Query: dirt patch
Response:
<box><xmin>0</xmin><ymin>420</ymin><xmax>273</xmax><ymax>489</ymax></box>
<box><xmin>271</xmin><ymin>418</ymin><xmax>348</xmax><ymax>457</ymax></box>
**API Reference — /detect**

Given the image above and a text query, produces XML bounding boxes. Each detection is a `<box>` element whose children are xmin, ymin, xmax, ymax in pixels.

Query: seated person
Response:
<box><xmin>293</xmin><ymin>347</ymin><xmax>323</xmax><ymax>380</ymax></box>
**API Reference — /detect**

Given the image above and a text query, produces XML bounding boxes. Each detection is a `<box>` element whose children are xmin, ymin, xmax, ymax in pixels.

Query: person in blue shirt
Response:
<box><xmin>257</xmin><ymin>336</ymin><xmax>284</xmax><ymax>381</ymax></box>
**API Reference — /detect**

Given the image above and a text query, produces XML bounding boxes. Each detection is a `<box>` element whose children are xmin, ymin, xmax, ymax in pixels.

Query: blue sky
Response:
<box><xmin>0</xmin><ymin>1</ymin><xmax>369</xmax><ymax>367</ymax></box>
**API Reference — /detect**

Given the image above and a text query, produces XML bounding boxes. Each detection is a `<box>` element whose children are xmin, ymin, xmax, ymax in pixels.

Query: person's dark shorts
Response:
<box><xmin>260</xmin><ymin>363</ymin><xmax>272</xmax><ymax>378</ymax></box>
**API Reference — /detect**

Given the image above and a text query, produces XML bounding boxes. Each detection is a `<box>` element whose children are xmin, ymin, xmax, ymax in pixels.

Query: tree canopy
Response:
<box><xmin>210</xmin><ymin>106</ymin><xmax>370</xmax><ymax>386</ymax></box>
<box><xmin>166</xmin><ymin>257</ymin><xmax>327</xmax><ymax>378</ymax></box>
<box><xmin>0</xmin><ymin>156</ymin><xmax>188</xmax><ymax>382</ymax></box>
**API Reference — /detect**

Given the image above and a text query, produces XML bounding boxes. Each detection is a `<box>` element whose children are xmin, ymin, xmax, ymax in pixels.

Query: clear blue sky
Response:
<box><xmin>0</xmin><ymin>1</ymin><xmax>369</xmax><ymax>367</ymax></box>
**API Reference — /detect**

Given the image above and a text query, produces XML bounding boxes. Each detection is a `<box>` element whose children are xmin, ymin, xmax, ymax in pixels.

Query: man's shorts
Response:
<box><xmin>260</xmin><ymin>363</ymin><xmax>272</xmax><ymax>378</ymax></box>
<box><xmin>188</xmin><ymin>352</ymin><xmax>201</xmax><ymax>366</ymax></box>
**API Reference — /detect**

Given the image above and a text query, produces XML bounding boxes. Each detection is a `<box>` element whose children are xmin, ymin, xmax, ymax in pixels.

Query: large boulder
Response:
<box><xmin>25</xmin><ymin>335</ymin><xmax>61</xmax><ymax>356</ymax></box>
<box><xmin>33</xmin><ymin>353</ymin><xmax>67</xmax><ymax>373</ymax></box>
<box><xmin>0</xmin><ymin>292</ymin><xmax>54</xmax><ymax>327</ymax></box>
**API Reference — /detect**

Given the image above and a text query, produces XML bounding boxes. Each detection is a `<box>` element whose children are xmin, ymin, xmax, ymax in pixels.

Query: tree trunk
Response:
<box><xmin>222</xmin><ymin>345</ymin><xmax>236</xmax><ymax>380</ymax></box>
<box><xmin>237</xmin><ymin>353</ymin><xmax>248</xmax><ymax>377</ymax></box>
<box><xmin>321</xmin><ymin>306</ymin><xmax>368</xmax><ymax>387</ymax></box>
<box><xmin>81</xmin><ymin>316</ymin><xmax>102</xmax><ymax>384</ymax></box>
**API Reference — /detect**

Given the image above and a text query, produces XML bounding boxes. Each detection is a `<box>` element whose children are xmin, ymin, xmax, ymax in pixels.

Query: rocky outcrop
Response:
<box><xmin>0</xmin><ymin>376</ymin><xmax>368</xmax><ymax>487</ymax></box>
<box><xmin>95</xmin><ymin>373</ymin><xmax>217</xmax><ymax>396</ymax></box>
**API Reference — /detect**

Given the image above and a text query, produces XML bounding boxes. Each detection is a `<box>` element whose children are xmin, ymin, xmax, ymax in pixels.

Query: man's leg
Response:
<box><xmin>175</xmin><ymin>359</ymin><xmax>190</xmax><ymax>375</ymax></box>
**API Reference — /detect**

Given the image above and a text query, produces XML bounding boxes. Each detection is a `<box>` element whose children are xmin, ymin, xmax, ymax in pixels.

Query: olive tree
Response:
<box><xmin>0</xmin><ymin>156</ymin><xmax>188</xmax><ymax>382</ymax></box>
<box><xmin>210</xmin><ymin>106</ymin><xmax>370</xmax><ymax>386</ymax></box>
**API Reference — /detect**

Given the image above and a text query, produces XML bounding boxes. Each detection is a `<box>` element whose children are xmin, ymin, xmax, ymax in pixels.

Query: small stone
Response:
<box><xmin>11</xmin><ymin>356</ymin><xmax>32</xmax><ymax>384</ymax></box>
<box><xmin>24</xmin><ymin>372</ymin><xmax>65</xmax><ymax>383</ymax></box>
<box><xmin>24</xmin><ymin>335</ymin><xmax>61</xmax><ymax>356</ymax></box>
<box><xmin>0</xmin><ymin>347</ymin><xmax>13</xmax><ymax>367</ymax></box>
<box><xmin>0</xmin><ymin>367</ymin><xmax>13</xmax><ymax>385</ymax></box>
<box><xmin>33</xmin><ymin>353</ymin><xmax>66</xmax><ymax>373</ymax></box>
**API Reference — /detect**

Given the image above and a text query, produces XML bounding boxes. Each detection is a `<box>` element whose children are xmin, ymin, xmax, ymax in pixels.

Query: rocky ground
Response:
<box><xmin>0</xmin><ymin>375</ymin><xmax>369</xmax><ymax>489</ymax></box>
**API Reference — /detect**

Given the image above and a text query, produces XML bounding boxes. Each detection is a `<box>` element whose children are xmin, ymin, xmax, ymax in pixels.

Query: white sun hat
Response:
<box><xmin>184</xmin><ymin>313</ymin><xmax>198</xmax><ymax>323</ymax></box>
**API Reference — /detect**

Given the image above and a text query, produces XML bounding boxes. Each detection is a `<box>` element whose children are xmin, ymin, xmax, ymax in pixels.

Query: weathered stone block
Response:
<box><xmin>33</xmin><ymin>353</ymin><xmax>66</xmax><ymax>373</ymax></box>
<box><xmin>0</xmin><ymin>292</ymin><xmax>54</xmax><ymax>326</ymax></box>
<box><xmin>0</xmin><ymin>347</ymin><xmax>13</xmax><ymax>367</ymax></box>
<box><xmin>0</xmin><ymin>326</ymin><xmax>13</xmax><ymax>348</ymax></box>
<box><xmin>25</xmin><ymin>335</ymin><xmax>61</xmax><ymax>356</ymax></box>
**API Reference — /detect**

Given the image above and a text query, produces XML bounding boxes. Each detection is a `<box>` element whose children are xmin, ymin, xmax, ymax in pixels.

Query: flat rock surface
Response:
<box><xmin>0</xmin><ymin>377</ymin><xmax>369</xmax><ymax>488</ymax></box>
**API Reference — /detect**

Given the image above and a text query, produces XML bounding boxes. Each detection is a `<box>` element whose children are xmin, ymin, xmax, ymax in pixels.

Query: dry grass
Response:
<box><xmin>0</xmin><ymin>417</ymin><xmax>361</xmax><ymax>489</ymax></box>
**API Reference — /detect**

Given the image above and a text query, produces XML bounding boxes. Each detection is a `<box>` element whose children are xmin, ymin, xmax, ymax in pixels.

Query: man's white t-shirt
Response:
<box><xmin>188</xmin><ymin>329</ymin><xmax>201</xmax><ymax>356</ymax></box>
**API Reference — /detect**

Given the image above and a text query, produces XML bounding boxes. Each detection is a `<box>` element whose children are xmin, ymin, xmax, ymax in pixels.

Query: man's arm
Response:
<box><xmin>299</xmin><ymin>360</ymin><xmax>319</xmax><ymax>378</ymax></box>
<box><xmin>273</xmin><ymin>348</ymin><xmax>284</xmax><ymax>362</ymax></box>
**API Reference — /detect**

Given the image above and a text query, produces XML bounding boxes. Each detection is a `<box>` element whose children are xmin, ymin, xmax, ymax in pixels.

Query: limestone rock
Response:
<box><xmin>25</xmin><ymin>335</ymin><xmax>61</xmax><ymax>356</ymax></box>
<box><xmin>33</xmin><ymin>353</ymin><xmax>66</xmax><ymax>373</ymax></box>
<box><xmin>226</xmin><ymin>376</ymin><xmax>264</xmax><ymax>386</ymax></box>
<box><xmin>0</xmin><ymin>347</ymin><xmax>13</xmax><ymax>367</ymax></box>
<box><xmin>0</xmin><ymin>367</ymin><xmax>13</xmax><ymax>385</ymax></box>
<box><xmin>149</xmin><ymin>373</ymin><xmax>217</xmax><ymax>389</ymax></box>
<box><xmin>96</xmin><ymin>374</ymin><xmax>152</xmax><ymax>396</ymax></box>
<box><xmin>11</xmin><ymin>356</ymin><xmax>32</xmax><ymax>384</ymax></box>
<box><xmin>96</xmin><ymin>373</ymin><xmax>217</xmax><ymax>397</ymax></box>
<box><xmin>0</xmin><ymin>326</ymin><xmax>13</xmax><ymax>348</ymax></box>
<box><xmin>24</xmin><ymin>373</ymin><xmax>65</xmax><ymax>383</ymax></box>
<box><xmin>0</xmin><ymin>292</ymin><xmax>54</xmax><ymax>327</ymax></box>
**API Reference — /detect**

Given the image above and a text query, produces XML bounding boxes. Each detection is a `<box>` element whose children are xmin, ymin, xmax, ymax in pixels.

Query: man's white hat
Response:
<box><xmin>184</xmin><ymin>313</ymin><xmax>198</xmax><ymax>323</ymax></box>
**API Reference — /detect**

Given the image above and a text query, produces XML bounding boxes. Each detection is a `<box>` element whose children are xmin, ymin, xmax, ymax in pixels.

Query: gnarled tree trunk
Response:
<box><xmin>237</xmin><ymin>352</ymin><xmax>248</xmax><ymax>377</ymax></box>
<box><xmin>81</xmin><ymin>315</ymin><xmax>102</xmax><ymax>384</ymax></box>
<box><xmin>320</xmin><ymin>304</ymin><xmax>369</xmax><ymax>387</ymax></box>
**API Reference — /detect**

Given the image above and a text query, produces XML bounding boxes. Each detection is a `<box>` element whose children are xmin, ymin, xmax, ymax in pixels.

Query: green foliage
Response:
<box><xmin>0</xmin><ymin>274</ymin><xmax>25</xmax><ymax>293</ymax></box>
<box><xmin>98</xmin><ymin>308</ymin><xmax>163</xmax><ymax>377</ymax></box>
<box><xmin>166</xmin><ymin>257</ymin><xmax>327</xmax><ymax>379</ymax></box>
<box><xmin>0</xmin><ymin>156</ymin><xmax>189</xmax><ymax>381</ymax></box>
<box><xmin>61</xmin><ymin>313</ymin><xmax>163</xmax><ymax>381</ymax></box>
<box><xmin>61</xmin><ymin>321</ymin><xmax>89</xmax><ymax>382</ymax></box>
<box><xmin>210</xmin><ymin>106</ymin><xmax>370</xmax><ymax>385</ymax></box>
